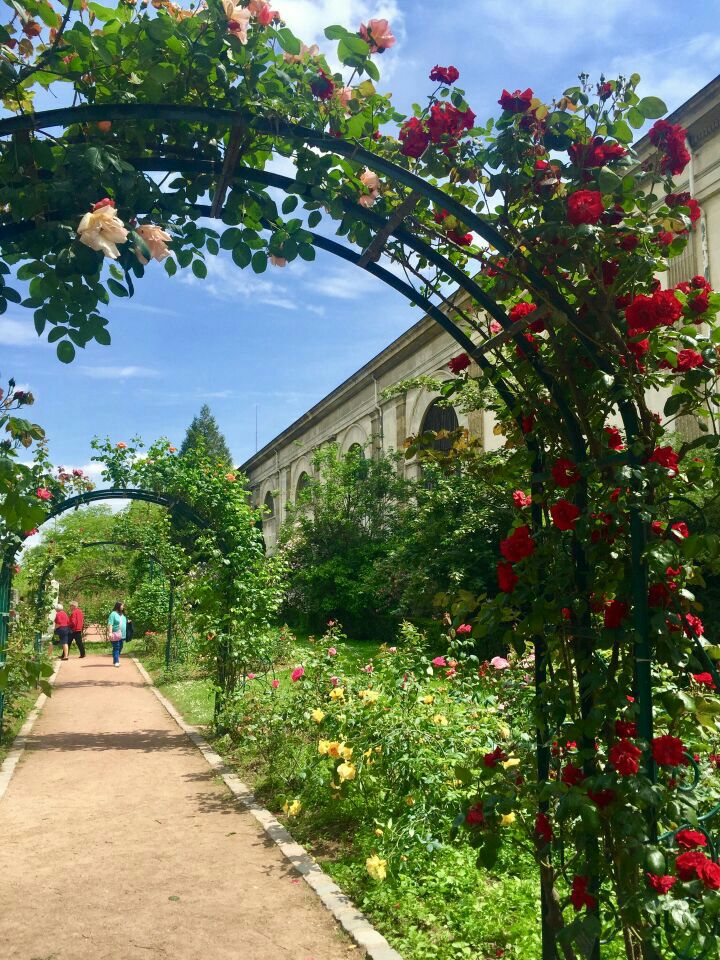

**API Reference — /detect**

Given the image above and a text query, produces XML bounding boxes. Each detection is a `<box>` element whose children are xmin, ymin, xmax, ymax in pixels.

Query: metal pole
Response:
<box><xmin>0</xmin><ymin>561</ymin><xmax>10</xmax><ymax>738</ymax></box>
<box><xmin>165</xmin><ymin>581</ymin><xmax>175</xmax><ymax>670</ymax></box>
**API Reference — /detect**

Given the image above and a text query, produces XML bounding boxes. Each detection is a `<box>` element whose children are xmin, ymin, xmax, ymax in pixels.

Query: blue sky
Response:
<box><xmin>3</xmin><ymin>0</ymin><xmax>720</xmax><ymax>478</ymax></box>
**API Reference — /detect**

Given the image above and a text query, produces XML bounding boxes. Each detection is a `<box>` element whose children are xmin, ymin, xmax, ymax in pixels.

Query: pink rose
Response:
<box><xmin>327</xmin><ymin>647</ymin><xmax>337</xmax><ymax>656</ymax></box>
<box><xmin>490</xmin><ymin>656</ymin><xmax>510</xmax><ymax>670</ymax></box>
<box><xmin>359</xmin><ymin>18</ymin><xmax>396</xmax><ymax>53</ymax></box>
<box><xmin>246</xmin><ymin>673</ymin><xmax>256</xmax><ymax>680</ymax></box>
<box><xmin>388</xmin><ymin>646</ymin><xmax>397</xmax><ymax>653</ymax></box>
<box><xmin>271</xmin><ymin>678</ymin><xmax>280</xmax><ymax>689</ymax></box>
<box><xmin>363</xmin><ymin>663</ymin><xmax>374</xmax><ymax>673</ymax></box>
<box><xmin>291</xmin><ymin>666</ymin><xmax>305</xmax><ymax>682</ymax></box>
<box><xmin>432</xmin><ymin>656</ymin><xmax>447</xmax><ymax>667</ymax></box>
<box><xmin>456</xmin><ymin>624</ymin><xmax>472</xmax><ymax>635</ymax></box>
<box><xmin>330</xmin><ymin>676</ymin><xmax>339</xmax><ymax>687</ymax></box>
<box><xmin>36</xmin><ymin>487</ymin><xmax>52</xmax><ymax>500</ymax></box>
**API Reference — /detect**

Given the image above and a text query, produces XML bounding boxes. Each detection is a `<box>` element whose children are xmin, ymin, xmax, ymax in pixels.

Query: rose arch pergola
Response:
<box><xmin>1</xmin><ymin>5</ymin><xmax>719</xmax><ymax>957</ymax></box>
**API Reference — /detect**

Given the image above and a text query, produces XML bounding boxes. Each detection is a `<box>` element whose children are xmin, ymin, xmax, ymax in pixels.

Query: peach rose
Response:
<box><xmin>270</xmin><ymin>255</ymin><xmax>287</xmax><ymax>267</ymax></box>
<box><xmin>359</xmin><ymin>18</ymin><xmax>396</xmax><ymax>53</ymax></box>
<box><xmin>283</xmin><ymin>42</ymin><xmax>319</xmax><ymax>63</ymax></box>
<box><xmin>77</xmin><ymin>203</ymin><xmax>128</xmax><ymax>259</ymax></box>
<box><xmin>222</xmin><ymin>0</ymin><xmax>251</xmax><ymax>42</ymax></box>
<box><xmin>135</xmin><ymin>224</ymin><xmax>172</xmax><ymax>264</ymax></box>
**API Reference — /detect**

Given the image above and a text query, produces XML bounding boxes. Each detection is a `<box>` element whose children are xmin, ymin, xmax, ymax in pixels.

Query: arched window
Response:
<box><xmin>263</xmin><ymin>491</ymin><xmax>275</xmax><ymax>519</ymax></box>
<box><xmin>348</xmin><ymin>442</ymin><xmax>365</xmax><ymax>459</ymax></box>
<box><xmin>421</xmin><ymin>400</ymin><xmax>459</xmax><ymax>453</ymax></box>
<box><xmin>296</xmin><ymin>471</ymin><xmax>311</xmax><ymax>497</ymax></box>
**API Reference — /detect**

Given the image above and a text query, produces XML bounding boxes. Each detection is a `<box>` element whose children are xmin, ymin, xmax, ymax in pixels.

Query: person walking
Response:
<box><xmin>107</xmin><ymin>601</ymin><xmax>127</xmax><ymax>668</ymax></box>
<box><xmin>69</xmin><ymin>600</ymin><xmax>86</xmax><ymax>658</ymax></box>
<box><xmin>54</xmin><ymin>604</ymin><xmax>71</xmax><ymax>661</ymax></box>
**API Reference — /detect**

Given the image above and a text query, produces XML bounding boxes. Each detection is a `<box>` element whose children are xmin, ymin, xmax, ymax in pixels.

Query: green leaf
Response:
<box><xmin>298</xmin><ymin>243</ymin><xmax>316</xmax><ymax>262</ymax></box>
<box><xmin>232</xmin><ymin>243</ymin><xmax>252</xmax><ymax>268</ymax></box>
<box><xmin>339</xmin><ymin>34</ymin><xmax>370</xmax><ymax>56</ymax></box>
<box><xmin>107</xmin><ymin>278</ymin><xmax>128</xmax><ymax>298</ymax></box>
<box><xmin>95</xmin><ymin>328</ymin><xmax>111</xmax><ymax>346</ymax></box>
<box><xmin>608</xmin><ymin>119</ymin><xmax>633</xmax><ymax>144</ymax></box>
<box><xmin>56</xmin><ymin>340</ymin><xmax>76</xmax><ymax>364</ymax></box>
<box><xmin>664</xmin><ymin>393</ymin><xmax>685</xmax><ymax>417</ymax></box>
<box><xmin>192</xmin><ymin>259</ymin><xmax>208</xmax><ymax>279</ymax></box>
<box><xmin>251</xmin><ymin>251</ymin><xmax>268</xmax><ymax>274</ymax></box>
<box><xmin>275</xmin><ymin>27</ymin><xmax>301</xmax><ymax>56</ymax></box>
<box><xmin>47</xmin><ymin>326</ymin><xmax>68</xmax><ymax>343</ymax></box>
<box><xmin>364</xmin><ymin>59</ymin><xmax>380</xmax><ymax>82</ymax></box>
<box><xmin>324</xmin><ymin>25</ymin><xmax>349</xmax><ymax>40</ymax></box>
<box><xmin>627</xmin><ymin>106</ymin><xmax>645</xmax><ymax>130</ymax></box>
<box><xmin>220</xmin><ymin>228</ymin><xmax>243</xmax><ymax>250</ymax></box>
<box><xmin>307</xmin><ymin>211</ymin><xmax>322</xmax><ymax>229</ymax></box>
<box><xmin>637</xmin><ymin>96</ymin><xmax>667</xmax><ymax>120</ymax></box>
<box><xmin>282</xmin><ymin>195</ymin><xmax>299</xmax><ymax>214</ymax></box>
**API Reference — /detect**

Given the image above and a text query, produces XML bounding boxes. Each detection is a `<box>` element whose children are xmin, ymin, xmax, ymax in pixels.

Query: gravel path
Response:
<box><xmin>0</xmin><ymin>653</ymin><xmax>354</xmax><ymax>960</ymax></box>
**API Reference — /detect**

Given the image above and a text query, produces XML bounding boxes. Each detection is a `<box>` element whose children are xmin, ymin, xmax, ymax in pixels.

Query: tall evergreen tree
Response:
<box><xmin>180</xmin><ymin>404</ymin><xmax>232</xmax><ymax>466</ymax></box>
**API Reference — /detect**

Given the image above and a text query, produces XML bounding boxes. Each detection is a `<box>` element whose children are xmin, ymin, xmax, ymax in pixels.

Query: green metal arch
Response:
<box><xmin>46</xmin><ymin>487</ymin><xmax>210</xmax><ymax>531</ymax></box>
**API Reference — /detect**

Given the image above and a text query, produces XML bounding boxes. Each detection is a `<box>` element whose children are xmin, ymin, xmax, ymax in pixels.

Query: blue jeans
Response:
<box><xmin>112</xmin><ymin>639</ymin><xmax>124</xmax><ymax>664</ymax></box>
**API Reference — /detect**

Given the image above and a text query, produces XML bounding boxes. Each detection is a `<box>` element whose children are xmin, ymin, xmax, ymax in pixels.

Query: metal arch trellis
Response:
<box><xmin>0</xmin><ymin>101</ymin><xmax>668</xmax><ymax>960</ymax></box>
<box><xmin>34</xmin><ymin>539</ymin><xmax>179</xmax><ymax>670</ymax></box>
<box><xmin>0</xmin><ymin>486</ymin><xmax>210</xmax><ymax>737</ymax></box>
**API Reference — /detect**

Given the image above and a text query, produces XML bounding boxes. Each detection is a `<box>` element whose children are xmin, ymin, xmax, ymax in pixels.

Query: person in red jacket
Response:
<box><xmin>69</xmin><ymin>600</ymin><xmax>86</xmax><ymax>658</ymax></box>
<box><xmin>54</xmin><ymin>604</ymin><xmax>71</xmax><ymax>660</ymax></box>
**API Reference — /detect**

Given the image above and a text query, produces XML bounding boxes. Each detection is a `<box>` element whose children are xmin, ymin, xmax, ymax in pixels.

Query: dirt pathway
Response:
<box><xmin>0</xmin><ymin>653</ymin><xmax>355</xmax><ymax>960</ymax></box>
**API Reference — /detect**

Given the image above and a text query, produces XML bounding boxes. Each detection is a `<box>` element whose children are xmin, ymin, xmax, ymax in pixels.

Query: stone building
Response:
<box><xmin>243</xmin><ymin>74</ymin><xmax>720</xmax><ymax>550</ymax></box>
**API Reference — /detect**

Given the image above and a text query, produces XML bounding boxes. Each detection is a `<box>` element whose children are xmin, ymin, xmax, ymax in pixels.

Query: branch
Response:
<box><xmin>357</xmin><ymin>190</ymin><xmax>421</xmax><ymax>268</ymax></box>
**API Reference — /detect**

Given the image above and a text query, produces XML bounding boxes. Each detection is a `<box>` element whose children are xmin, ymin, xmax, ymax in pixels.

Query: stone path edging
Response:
<box><xmin>132</xmin><ymin>657</ymin><xmax>404</xmax><ymax>960</ymax></box>
<box><xmin>0</xmin><ymin>659</ymin><xmax>61</xmax><ymax>802</ymax></box>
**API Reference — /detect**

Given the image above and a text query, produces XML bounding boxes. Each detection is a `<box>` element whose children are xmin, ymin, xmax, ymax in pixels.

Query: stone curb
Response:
<box><xmin>0</xmin><ymin>659</ymin><xmax>61</xmax><ymax>803</ymax></box>
<box><xmin>132</xmin><ymin>657</ymin><xmax>404</xmax><ymax>960</ymax></box>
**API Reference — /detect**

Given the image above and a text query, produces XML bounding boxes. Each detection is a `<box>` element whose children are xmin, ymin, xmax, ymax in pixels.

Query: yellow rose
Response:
<box><xmin>283</xmin><ymin>798</ymin><xmax>302</xmax><ymax>817</ymax></box>
<box><xmin>500</xmin><ymin>812</ymin><xmax>516</xmax><ymax>827</ymax></box>
<box><xmin>359</xmin><ymin>689</ymin><xmax>380</xmax><ymax>704</ymax></box>
<box><xmin>502</xmin><ymin>757</ymin><xmax>521</xmax><ymax>769</ymax></box>
<box><xmin>432</xmin><ymin>714</ymin><xmax>449</xmax><ymax>726</ymax></box>
<box><xmin>374</xmin><ymin>828</ymin><xmax>384</xmax><ymax>837</ymax></box>
<box><xmin>341</xmin><ymin>744</ymin><xmax>353</xmax><ymax>761</ymax></box>
<box><xmin>311</xmin><ymin>708</ymin><xmax>325</xmax><ymax>723</ymax></box>
<box><xmin>421</xmin><ymin>695</ymin><xmax>434</xmax><ymax>705</ymax></box>
<box><xmin>366</xmin><ymin>854</ymin><xmax>387</xmax><ymax>882</ymax></box>
<box><xmin>337</xmin><ymin>762</ymin><xmax>356</xmax><ymax>782</ymax></box>
<box><xmin>498</xmin><ymin>724</ymin><xmax>511</xmax><ymax>740</ymax></box>
<box><xmin>329</xmin><ymin>687</ymin><xmax>345</xmax><ymax>701</ymax></box>
<box><xmin>327</xmin><ymin>741</ymin><xmax>343</xmax><ymax>758</ymax></box>
<box><xmin>406</xmin><ymin>796</ymin><xmax>415</xmax><ymax>806</ymax></box>
<box><xmin>318</xmin><ymin>739</ymin><xmax>331</xmax><ymax>755</ymax></box>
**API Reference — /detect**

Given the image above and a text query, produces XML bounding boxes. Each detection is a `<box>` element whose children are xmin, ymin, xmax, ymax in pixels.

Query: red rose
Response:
<box><xmin>430</xmin><ymin>65</ymin><xmax>460</xmax><ymax>85</ymax></box>
<box><xmin>497</xmin><ymin>561</ymin><xmax>518</xmax><ymax>594</ymax></box>
<box><xmin>684</xmin><ymin>613</ymin><xmax>704</xmax><ymax>638</ymax></box>
<box><xmin>561</xmin><ymin>763</ymin><xmax>585</xmax><ymax>787</ymax></box>
<box><xmin>427</xmin><ymin>102</ymin><xmax>475</xmax><ymax>144</ymax></box>
<box><xmin>604</xmin><ymin>427</ymin><xmax>624</xmax><ymax>450</ymax></box>
<box><xmin>604</xmin><ymin>599</ymin><xmax>629</xmax><ymax>629</ymax></box>
<box><xmin>447</xmin><ymin>229</ymin><xmax>473</xmax><ymax>246</ymax></box>
<box><xmin>509</xmin><ymin>301</ymin><xmax>537</xmax><ymax>323</ymax></box>
<box><xmin>627</xmin><ymin>338</ymin><xmax>649</xmax><ymax>359</ymax></box>
<box><xmin>698</xmin><ymin>858</ymin><xmax>720</xmax><ymax>890</ymax></box>
<box><xmin>399</xmin><ymin>117</ymin><xmax>430</xmax><ymax>158</ymax></box>
<box><xmin>676</xmin><ymin>829</ymin><xmax>707</xmax><ymax>851</ymax></box>
<box><xmin>691</xmin><ymin>672</ymin><xmax>715</xmax><ymax>689</ymax></box>
<box><xmin>648</xmin><ymin>582</ymin><xmax>673</xmax><ymax>608</ymax></box>
<box><xmin>91</xmin><ymin>197</ymin><xmax>115</xmax><ymax>212</ymax></box>
<box><xmin>598</xmin><ymin>81</ymin><xmax>613</xmax><ymax>99</ymax></box>
<box><xmin>676</xmin><ymin>850</ymin><xmax>708</xmax><ymax>881</ymax></box>
<box><xmin>690</xmin><ymin>291</ymin><xmax>709</xmax><ymax>314</ymax></box>
<box><xmin>666</xmin><ymin>192</ymin><xmax>701</xmax><ymax>225</ymax></box>
<box><xmin>649</xmin><ymin>446</ymin><xmax>680</xmax><ymax>475</ymax></box>
<box><xmin>512</xmin><ymin>490</ymin><xmax>532</xmax><ymax>508</ymax></box>
<box><xmin>649</xmin><ymin>120</ymin><xmax>691</xmax><ymax>176</ymax></box>
<box><xmin>675</xmin><ymin>349</ymin><xmax>704</xmax><ymax>371</ymax></box>
<box><xmin>448</xmin><ymin>352</ymin><xmax>471</xmax><ymax>374</ymax></box>
<box><xmin>652</xmin><ymin>734</ymin><xmax>686</xmax><ymax>768</ymax></box>
<box><xmin>570</xmin><ymin>875</ymin><xmax>596</xmax><ymax>912</ymax></box>
<box><xmin>500</xmin><ymin>525</ymin><xmax>536</xmax><ymax>563</ymax></box>
<box><xmin>535</xmin><ymin>812</ymin><xmax>553</xmax><ymax>843</ymax></box>
<box><xmin>551</xmin><ymin>458</ymin><xmax>580</xmax><ymax>488</ymax></box>
<box><xmin>625</xmin><ymin>289</ymin><xmax>683</xmax><ymax>335</ymax></box>
<box><xmin>588</xmin><ymin>788</ymin><xmax>616</xmax><ymax>809</ymax></box>
<box><xmin>484</xmin><ymin>746</ymin><xmax>508</xmax><ymax>768</ymax></box>
<box><xmin>647</xmin><ymin>874</ymin><xmax>677</xmax><ymax>895</ymax></box>
<box><xmin>567</xmin><ymin>189</ymin><xmax>604</xmax><ymax>226</ymax></box>
<box><xmin>498</xmin><ymin>88</ymin><xmax>533</xmax><ymax>113</ymax></box>
<box><xmin>618</xmin><ymin>233</ymin><xmax>640</xmax><ymax>251</ymax></box>
<box><xmin>608</xmin><ymin>738</ymin><xmax>642</xmax><ymax>776</ymax></box>
<box><xmin>568</xmin><ymin>137</ymin><xmax>626</xmax><ymax>168</ymax></box>
<box><xmin>550</xmin><ymin>499</ymin><xmax>581</xmax><ymax>531</ymax></box>
<box><xmin>465</xmin><ymin>802</ymin><xmax>485</xmax><ymax>826</ymax></box>
<box><xmin>615</xmin><ymin>720</ymin><xmax>637</xmax><ymax>738</ymax></box>
<box><xmin>670</xmin><ymin>521</ymin><xmax>689</xmax><ymax>538</ymax></box>
<box><xmin>310</xmin><ymin>68</ymin><xmax>334</xmax><ymax>101</ymax></box>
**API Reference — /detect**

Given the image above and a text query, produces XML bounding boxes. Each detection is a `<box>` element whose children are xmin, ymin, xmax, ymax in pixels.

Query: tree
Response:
<box><xmin>180</xmin><ymin>405</ymin><xmax>232</xmax><ymax>467</ymax></box>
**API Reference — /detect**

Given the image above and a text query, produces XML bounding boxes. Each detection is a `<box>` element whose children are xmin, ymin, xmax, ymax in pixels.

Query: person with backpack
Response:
<box><xmin>107</xmin><ymin>601</ymin><xmax>127</xmax><ymax>668</ymax></box>
<box><xmin>69</xmin><ymin>600</ymin><xmax>86</xmax><ymax>658</ymax></box>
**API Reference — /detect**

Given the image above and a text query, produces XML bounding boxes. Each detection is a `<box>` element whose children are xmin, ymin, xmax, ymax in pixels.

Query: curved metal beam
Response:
<box><xmin>47</xmin><ymin>487</ymin><xmax>210</xmax><ymax>530</ymax></box>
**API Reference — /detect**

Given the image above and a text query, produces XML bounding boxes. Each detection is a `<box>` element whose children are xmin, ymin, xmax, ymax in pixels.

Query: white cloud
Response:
<box><xmin>180</xmin><ymin>255</ymin><xmax>298</xmax><ymax>309</ymax></box>
<box><xmin>78</xmin><ymin>365</ymin><xmax>160</xmax><ymax>380</ymax></box>
<box><xmin>605</xmin><ymin>33</ymin><xmax>720</xmax><ymax>113</ymax></box>
<box><xmin>0</xmin><ymin>317</ymin><xmax>47</xmax><ymax>348</ymax></box>
<box><xmin>480</xmin><ymin>0</ymin><xmax>632</xmax><ymax>60</ymax></box>
<box><xmin>279</xmin><ymin>0</ymin><xmax>402</xmax><ymax>47</ymax></box>
<box><xmin>114</xmin><ymin>302</ymin><xmax>179</xmax><ymax>318</ymax></box>
<box><xmin>307</xmin><ymin>265</ymin><xmax>377</xmax><ymax>299</ymax></box>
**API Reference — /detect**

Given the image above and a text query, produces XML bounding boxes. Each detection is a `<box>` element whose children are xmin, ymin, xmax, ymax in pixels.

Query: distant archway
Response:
<box><xmin>421</xmin><ymin>400</ymin><xmax>460</xmax><ymax>454</ymax></box>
